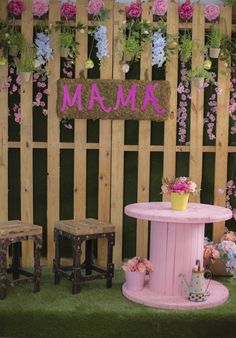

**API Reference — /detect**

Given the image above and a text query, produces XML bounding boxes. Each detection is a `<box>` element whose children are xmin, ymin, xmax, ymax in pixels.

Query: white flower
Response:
<box><xmin>80</xmin><ymin>29</ymin><xmax>85</xmax><ymax>34</ymax></box>
<box><xmin>121</xmin><ymin>63</ymin><xmax>129</xmax><ymax>74</ymax></box>
<box><xmin>152</xmin><ymin>32</ymin><xmax>166</xmax><ymax>68</ymax></box>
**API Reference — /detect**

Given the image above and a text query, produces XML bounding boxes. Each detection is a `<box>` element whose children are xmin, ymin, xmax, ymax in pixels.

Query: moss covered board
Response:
<box><xmin>57</xmin><ymin>78</ymin><xmax>170</xmax><ymax>121</ymax></box>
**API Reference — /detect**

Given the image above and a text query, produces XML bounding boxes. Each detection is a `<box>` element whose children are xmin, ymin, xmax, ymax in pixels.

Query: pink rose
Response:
<box><xmin>204</xmin><ymin>245</ymin><xmax>219</xmax><ymax>260</ymax></box>
<box><xmin>204</xmin><ymin>5</ymin><xmax>220</xmax><ymax>22</ymax></box>
<box><xmin>170</xmin><ymin>182</ymin><xmax>189</xmax><ymax>193</ymax></box>
<box><xmin>152</xmin><ymin>0</ymin><xmax>167</xmax><ymax>17</ymax></box>
<box><xmin>179</xmin><ymin>0</ymin><xmax>193</xmax><ymax>21</ymax></box>
<box><xmin>126</xmin><ymin>2</ymin><xmax>143</xmax><ymax>18</ymax></box>
<box><xmin>33</xmin><ymin>0</ymin><xmax>48</xmax><ymax>18</ymax></box>
<box><xmin>137</xmin><ymin>262</ymin><xmax>146</xmax><ymax>273</ymax></box>
<box><xmin>161</xmin><ymin>184</ymin><xmax>169</xmax><ymax>194</ymax></box>
<box><xmin>188</xmin><ymin>181</ymin><xmax>197</xmax><ymax>193</ymax></box>
<box><xmin>8</xmin><ymin>0</ymin><xmax>26</xmax><ymax>17</ymax></box>
<box><xmin>87</xmin><ymin>0</ymin><xmax>104</xmax><ymax>16</ymax></box>
<box><xmin>61</xmin><ymin>2</ymin><xmax>76</xmax><ymax>20</ymax></box>
<box><xmin>221</xmin><ymin>231</ymin><xmax>236</xmax><ymax>242</ymax></box>
<box><xmin>143</xmin><ymin>259</ymin><xmax>154</xmax><ymax>273</ymax></box>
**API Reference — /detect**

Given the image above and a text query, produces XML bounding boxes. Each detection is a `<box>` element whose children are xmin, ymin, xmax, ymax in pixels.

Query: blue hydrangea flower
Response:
<box><xmin>94</xmin><ymin>25</ymin><xmax>109</xmax><ymax>61</ymax></box>
<box><xmin>152</xmin><ymin>32</ymin><xmax>166</xmax><ymax>68</ymax></box>
<box><xmin>35</xmin><ymin>32</ymin><xmax>53</xmax><ymax>66</ymax></box>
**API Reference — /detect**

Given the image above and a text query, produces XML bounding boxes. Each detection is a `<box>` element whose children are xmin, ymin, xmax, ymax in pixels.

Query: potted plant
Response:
<box><xmin>0</xmin><ymin>20</ymin><xmax>9</xmax><ymax>63</ymax></box>
<box><xmin>186</xmin><ymin>67</ymin><xmax>211</xmax><ymax>89</ymax></box>
<box><xmin>207</xmin><ymin>28</ymin><xmax>222</xmax><ymax>59</ymax></box>
<box><xmin>16</xmin><ymin>45</ymin><xmax>36</xmax><ymax>82</ymax></box>
<box><xmin>8</xmin><ymin>30</ymin><xmax>25</xmax><ymax>56</ymax></box>
<box><xmin>122</xmin><ymin>256</ymin><xmax>153</xmax><ymax>291</ymax></box>
<box><xmin>161</xmin><ymin>177</ymin><xmax>199</xmax><ymax>211</ymax></box>
<box><xmin>179</xmin><ymin>33</ymin><xmax>194</xmax><ymax>63</ymax></box>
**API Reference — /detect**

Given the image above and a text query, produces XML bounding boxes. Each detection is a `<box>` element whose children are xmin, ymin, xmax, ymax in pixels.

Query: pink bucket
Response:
<box><xmin>125</xmin><ymin>271</ymin><xmax>145</xmax><ymax>291</ymax></box>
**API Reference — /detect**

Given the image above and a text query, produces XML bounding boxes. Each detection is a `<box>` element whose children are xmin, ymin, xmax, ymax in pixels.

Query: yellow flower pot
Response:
<box><xmin>171</xmin><ymin>192</ymin><xmax>190</xmax><ymax>211</ymax></box>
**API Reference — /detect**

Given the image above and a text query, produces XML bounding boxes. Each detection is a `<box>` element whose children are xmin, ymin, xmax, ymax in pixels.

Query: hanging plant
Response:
<box><xmin>0</xmin><ymin>20</ymin><xmax>9</xmax><ymax>61</ymax></box>
<box><xmin>186</xmin><ymin>67</ymin><xmax>211</xmax><ymax>89</ymax></box>
<box><xmin>16</xmin><ymin>44</ymin><xmax>37</xmax><ymax>82</ymax></box>
<box><xmin>179</xmin><ymin>33</ymin><xmax>194</xmax><ymax>63</ymax></box>
<box><xmin>207</xmin><ymin>27</ymin><xmax>222</xmax><ymax>59</ymax></box>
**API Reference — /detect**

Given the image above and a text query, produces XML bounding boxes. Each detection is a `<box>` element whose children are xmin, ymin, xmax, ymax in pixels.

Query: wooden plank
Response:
<box><xmin>136</xmin><ymin>3</ymin><xmax>152</xmax><ymax>258</ymax></box>
<box><xmin>213</xmin><ymin>6</ymin><xmax>232</xmax><ymax>241</ymax></box>
<box><xmin>20</xmin><ymin>0</ymin><xmax>34</xmax><ymax>267</ymax></box>
<box><xmin>47</xmin><ymin>0</ymin><xmax>60</xmax><ymax>266</ymax></box>
<box><xmin>189</xmin><ymin>4</ymin><xmax>205</xmax><ymax>203</ymax></box>
<box><xmin>97</xmin><ymin>0</ymin><xmax>113</xmax><ymax>267</ymax></box>
<box><xmin>111</xmin><ymin>4</ymin><xmax>126</xmax><ymax>268</ymax></box>
<box><xmin>74</xmin><ymin>0</ymin><xmax>87</xmax><ymax>220</ymax></box>
<box><xmin>163</xmin><ymin>3</ymin><xmax>179</xmax><ymax>198</ymax></box>
<box><xmin>0</xmin><ymin>0</ymin><xmax>8</xmax><ymax>223</ymax></box>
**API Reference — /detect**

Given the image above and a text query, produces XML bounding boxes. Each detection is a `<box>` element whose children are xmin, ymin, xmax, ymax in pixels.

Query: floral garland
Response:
<box><xmin>229</xmin><ymin>64</ymin><xmax>236</xmax><ymax>136</ymax></box>
<box><xmin>152</xmin><ymin>32</ymin><xmax>166</xmax><ymax>68</ymax></box>
<box><xmin>94</xmin><ymin>25</ymin><xmax>109</xmax><ymax>62</ymax></box>
<box><xmin>34</xmin><ymin>32</ymin><xmax>53</xmax><ymax>68</ymax></box>
<box><xmin>226</xmin><ymin>179</ymin><xmax>236</xmax><ymax>220</ymax></box>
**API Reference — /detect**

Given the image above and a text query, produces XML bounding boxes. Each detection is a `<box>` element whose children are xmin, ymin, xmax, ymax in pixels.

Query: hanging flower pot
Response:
<box><xmin>171</xmin><ymin>192</ymin><xmax>190</xmax><ymax>211</ymax></box>
<box><xmin>192</xmin><ymin>77</ymin><xmax>205</xmax><ymax>90</ymax></box>
<box><xmin>19</xmin><ymin>71</ymin><xmax>32</xmax><ymax>82</ymax></box>
<box><xmin>209</xmin><ymin>47</ymin><xmax>221</xmax><ymax>59</ymax></box>
<box><xmin>124</xmin><ymin>271</ymin><xmax>145</xmax><ymax>291</ymax></box>
<box><xmin>9</xmin><ymin>45</ymin><xmax>19</xmax><ymax>57</ymax></box>
<box><xmin>60</xmin><ymin>47</ymin><xmax>70</xmax><ymax>58</ymax></box>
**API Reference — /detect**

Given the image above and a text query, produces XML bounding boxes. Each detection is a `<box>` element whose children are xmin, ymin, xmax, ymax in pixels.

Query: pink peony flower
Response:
<box><xmin>87</xmin><ymin>0</ymin><xmax>104</xmax><ymax>16</ymax></box>
<box><xmin>33</xmin><ymin>0</ymin><xmax>48</xmax><ymax>18</ymax></box>
<box><xmin>188</xmin><ymin>181</ymin><xmax>197</xmax><ymax>193</ymax></box>
<box><xmin>161</xmin><ymin>184</ymin><xmax>169</xmax><ymax>194</ymax></box>
<box><xmin>143</xmin><ymin>259</ymin><xmax>154</xmax><ymax>273</ymax></box>
<box><xmin>170</xmin><ymin>181</ymin><xmax>189</xmax><ymax>193</ymax></box>
<box><xmin>204</xmin><ymin>4</ymin><xmax>220</xmax><ymax>22</ymax></box>
<box><xmin>137</xmin><ymin>262</ymin><xmax>146</xmax><ymax>273</ymax></box>
<box><xmin>8</xmin><ymin>0</ymin><xmax>26</xmax><ymax>17</ymax></box>
<box><xmin>204</xmin><ymin>245</ymin><xmax>220</xmax><ymax>261</ymax></box>
<box><xmin>178</xmin><ymin>0</ymin><xmax>193</xmax><ymax>21</ymax></box>
<box><xmin>61</xmin><ymin>2</ymin><xmax>76</xmax><ymax>20</ymax></box>
<box><xmin>152</xmin><ymin>0</ymin><xmax>167</xmax><ymax>17</ymax></box>
<box><xmin>126</xmin><ymin>1</ymin><xmax>143</xmax><ymax>18</ymax></box>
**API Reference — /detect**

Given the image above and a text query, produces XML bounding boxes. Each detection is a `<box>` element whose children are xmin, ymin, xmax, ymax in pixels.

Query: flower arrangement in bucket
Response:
<box><xmin>161</xmin><ymin>177</ymin><xmax>199</xmax><ymax>211</ymax></box>
<box><xmin>122</xmin><ymin>257</ymin><xmax>154</xmax><ymax>291</ymax></box>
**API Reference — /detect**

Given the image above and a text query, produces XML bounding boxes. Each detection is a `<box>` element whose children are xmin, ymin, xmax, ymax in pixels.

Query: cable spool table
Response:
<box><xmin>123</xmin><ymin>202</ymin><xmax>232</xmax><ymax>310</ymax></box>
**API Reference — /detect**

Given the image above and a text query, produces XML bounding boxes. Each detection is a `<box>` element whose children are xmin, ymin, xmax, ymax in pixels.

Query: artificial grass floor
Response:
<box><xmin>0</xmin><ymin>270</ymin><xmax>236</xmax><ymax>338</ymax></box>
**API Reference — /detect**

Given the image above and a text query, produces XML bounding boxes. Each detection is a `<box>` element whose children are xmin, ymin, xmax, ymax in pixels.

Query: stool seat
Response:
<box><xmin>55</xmin><ymin>219</ymin><xmax>115</xmax><ymax>236</ymax></box>
<box><xmin>0</xmin><ymin>220</ymin><xmax>42</xmax><ymax>239</ymax></box>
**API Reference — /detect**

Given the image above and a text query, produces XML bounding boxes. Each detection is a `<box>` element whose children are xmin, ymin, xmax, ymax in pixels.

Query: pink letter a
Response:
<box><xmin>88</xmin><ymin>83</ymin><xmax>111</xmax><ymax>113</ymax></box>
<box><xmin>141</xmin><ymin>84</ymin><xmax>165</xmax><ymax>116</ymax></box>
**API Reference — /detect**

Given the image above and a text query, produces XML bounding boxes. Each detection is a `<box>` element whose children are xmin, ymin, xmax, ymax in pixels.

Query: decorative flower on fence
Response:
<box><xmin>94</xmin><ymin>25</ymin><xmax>109</xmax><ymax>62</ymax></box>
<box><xmin>33</xmin><ymin>0</ymin><xmax>48</xmax><ymax>18</ymax></box>
<box><xmin>125</xmin><ymin>1</ymin><xmax>143</xmax><ymax>19</ymax></box>
<box><xmin>152</xmin><ymin>0</ymin><xmax>168</xmax><ymax>17</ymax></box>
<box><xmin>87</xmin><ymin>0</ymin><xmax>104</xmax><ymax>16</ymax></box>
<box><xmin>61</xmin><ymin>2</ymin><xmax>76</xmax><ymax>20</ymax></box>
<box><xmin>204</xmin><ymin>4</ymin><xmax>220</xmax><ymax>22</ymax></box>
<box><xmin>178</xmin><ymin>0</ymin><xmax>193</xmax><ymax>22</ymax></box>
<box><xmin>229</xmin><ymin>64</ymin><xmax>236</xmax><ymax>135</ymax></box>
<box><xmin>34</xmin><ymin>32</ymin><xmax>53</xmax><ymax>68</ymax></box>
<box><xmin>152</xmin><ymin>32</ymin><xmax>166</xmax><ymax>68</ymax></box>
<box><xmin>8</xmin><ymin>0</ymin><xmax>26</xmax><ymax>18</ymax></box>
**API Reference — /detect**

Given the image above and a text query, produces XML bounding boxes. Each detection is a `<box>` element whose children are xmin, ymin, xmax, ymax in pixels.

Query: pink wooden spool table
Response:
<box><xmin>123</xmin><ymin>202</ymin><xmax>232</xmax><ymax>310</ymax></box>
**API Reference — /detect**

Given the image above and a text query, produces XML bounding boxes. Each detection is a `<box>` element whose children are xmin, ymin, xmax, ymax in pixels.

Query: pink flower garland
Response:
<box><xmin>8</xmin><ymin>0</ymin><xmax>26</xmax><ymax>17</ymax></box>
<box><xmin>204</xmin><ymin>4</ymin><xmax>220</xmax><ymax>22</ymax></box>
<box><xmin>87</xmin><ymin>0</ymin><xmax>104</xmax><ymax>16</ymax></box>
<box><xmin>226</xmin><ymin>180</ymin><xmax>236</xmax><ymax>220</ymax></box>
<box><xmin>178</xmin><ymin>0</ymin><xmax>193</xmax><ymax>22</ymax></box>
<box><xmin>33</xmin><ymin>0</ymin><xmax>48</xmax><ymax>18</ymax></box>
<box><xmin>229</xmin><ymin>64</ymin><xmax>236</xmax><ymax>136</ymax></box>
<box><xmin>125</xmin><ymin>1</ymin><xmax>143</xmax><ymax>18</ymax></box>
<box><xmin>61</xmin><ymin>2</ymin><xmax>76</xmax><ymax>20</ymax></box>
<box><xmin>152</xmin><ymin>0</ymin><xmax>167</xmax><ymax>17</ymax></box>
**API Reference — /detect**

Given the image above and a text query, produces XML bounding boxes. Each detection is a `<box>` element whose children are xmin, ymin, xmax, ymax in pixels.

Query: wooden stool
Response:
<box><xmin>53</xmin><ymin>219</ymin><xmax>115</xmax><ymax>294</ymax></box>
<box><xmin>0</xmin><ymin>220</ymin><xmax>42</xmax><ymax>300</ymax></box>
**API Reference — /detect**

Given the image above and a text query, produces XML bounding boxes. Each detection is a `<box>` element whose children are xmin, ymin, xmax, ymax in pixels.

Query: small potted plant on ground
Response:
<box><xmin>161</xmin><ymin>177</ymin><xmax>199</xmax><ymax>211</ymax></box>
<box><xmin>207</xmin><ymin>27</ymin><xmax>222</xmax><ymax>59</ymax></box>
<box><xmin>186</xmin><ymin>67</ymin><xmax>211</xmax><ymax>89</ymax></box>
<box><xmin>16</xmin><ymin>44</ymin><xmax>36</xmax><ymax>82</ymax></box>
<box><xmin>179</xmin><ymin>33</ymin><xmax>194</xmax><ymax>63</ymax></box>
<box><xmin>122</xmin><ymin>256</ymin><xmax>153</xmax><ymax>291</ymax></box>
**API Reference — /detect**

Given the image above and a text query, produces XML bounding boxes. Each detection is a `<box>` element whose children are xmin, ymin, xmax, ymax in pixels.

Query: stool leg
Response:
<box><xmin>106</xmin><ymin>233</ymin><xmax>115</xmax><ymax>289</ymax></box>
<box><xmin>12</xmin><ymin>242</ymin><xmax>21</xmax><ymax>280</ymax></box>
<box><xmin>0</xmin><ymin>240</ymin><xmax>8</xmax><ymax>300</ymax></box>
<box><xmin>53</xmin><ymin>230</ymin><xmax>61</xmax><ymax>285</ymax></box>
<box><xmin>34</xmin><ymin>235</ymin><xmax>42</xmax><ymax>293</ymax></box>
<box><xmin>85</xmin><ymin>240</ymin><xmax>92</xmax><ymax>275</ymax></box>
<box><xmin>72</xmin><ymin>238</ymin><xmax>82</xmax><ymax>294</ymax></box>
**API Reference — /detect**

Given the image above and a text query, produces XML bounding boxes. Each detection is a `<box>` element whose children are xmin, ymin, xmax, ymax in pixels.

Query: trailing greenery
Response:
<box><xmin>179</xmin><ymin>33</ymin><xmax>194</xmax><ymax>62</ymax></box>
<box><xmin>207</xmin><ymin>28</ymin><xmax>222</xmax><ymax>48</ymax></box>
<box><xmin>186</xmin><ymin>67</ymin><xmax>211</xmax><ymax>80</ymax></box>
<box><xmin>16</xmin><ymin>44</ymin><xmax>36</xmax><ymax>72</ymax></box>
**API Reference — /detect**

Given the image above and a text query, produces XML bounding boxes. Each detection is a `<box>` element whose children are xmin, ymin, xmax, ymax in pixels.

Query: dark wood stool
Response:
<box><xmin>53</xmin><ymin>219</ymin><xmax>115</xmax><ymax>294</ymax></box>
<box><xmin>0</xmin><ymin>220</ymin><xmax>42</xmax><ymax>300</ymax></box>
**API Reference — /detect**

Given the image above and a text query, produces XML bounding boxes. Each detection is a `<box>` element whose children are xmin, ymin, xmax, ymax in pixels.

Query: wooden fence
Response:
<box><xmin>0</xmin><ymin>0</ymin><xmax>235</xmax><ymax>267</ymax></box>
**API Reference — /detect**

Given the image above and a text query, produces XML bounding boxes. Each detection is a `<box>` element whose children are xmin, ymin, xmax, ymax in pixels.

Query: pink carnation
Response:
<box><xmin>87</xmin><ymin>0</ymin><xmax>104</xmax><ymax>16</ymax></box>
<box><xmin>126</xmin><ymin>1</ymin><xmax>143</xmax><ymax>18</ymax></box>
<box><xmin>33</xmin><ymin>0</ymin><xmax>48</xmax><ymax>18</ymax></box>
<box><xmin>170</xmin><ymin>182</ymin><xmax>189</xmax><ymax>193</ymax></box>
<box><xmin>178</xmin><ymin>0</ymin><xmax>193</xmax><ymax>21</ymax></box>
<box><xmin>61</xmin><ymin>2</ymin><xmax>76</xmax><ymax>20</ymax></box>
<box><xmin>204</xmin><ymin>4</ymin><xmax>220</xmax><ymax>22</ymax></box>
<box><xmin>188</xmin><ymin>181</ymin><xmax>197</xmax><ymax>193</ymax></box>
<box><xmin>8</xmin><ymin>0</ymin><xmax>26</xmax><ymax>17</ymax></box>
<box><xmin>152</xmin><ymin>0</ymin><xmax>167</xmax><ymax>17</ymax></box>
<box><xmin>137</xmin><ymin>262</ymin><xmax>146</xmax><ymax>273</ymax></box>
<box><xmin>204</xmin><ymin>245</ymin><xmax>220</xmax><ymax>261</ymax></box>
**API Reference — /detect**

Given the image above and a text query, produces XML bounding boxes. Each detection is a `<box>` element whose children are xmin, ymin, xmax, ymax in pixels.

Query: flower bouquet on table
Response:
<box><xmin>204</xmin><ymin>229</ymin><xmax>236</xmax><ymax>277</ymax></box>
<box><xmin>161</xmin><ymin>177</ymin><xmax>200</xmax><ymax>211</ymax></box>
<box><xmin>122</xmin><ymin>256</ymin><xmax>154</xmax><ymax>291</ymax></box>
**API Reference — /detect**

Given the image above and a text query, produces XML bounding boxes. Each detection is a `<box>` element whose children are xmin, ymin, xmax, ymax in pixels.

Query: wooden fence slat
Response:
<box><xmin>189</xmin><ymin>4</ymin><xmax>205</xmax><ymax>203</ymax></box>
<box><xmin>163</xmin><ymin>3</ymin><xmax>179</xmax><ymax>197</ymax></box>
<box><xmin>111</xmin><ymin>4</ymin><xmax>126</xmax><ymax>268</ymax></box>
<box><xmin>21</xmin><ymin>0</ymin><xmax>33</xmax><ymax>267</ymax></box>
<box><xmin>74</xmin><ymin>0</ymin><xmax>88</xmax><ymax>220</ymax></box>
<box><xmin>97</xmin><ymin>0</ymin><xmax>114</xmax><ymax>267</ymax></box>
<box><xmin>136</xmin><ymin>3</ymin><xmax>152</xmax><ymax>258</ymax></box>
<box><xmin>213</xmin><ymin>6</ymin><xmax>232</xmax><ymax>241</ymax></box>
<box><xmin>0</xmin><ymin>0</ymin><xmax>8</xmax><ymax>223</ymax></box>
<box><xmin>47</xmin><ymin>0</ymin><xmax>60</xmax><ymax>266</ymax></box>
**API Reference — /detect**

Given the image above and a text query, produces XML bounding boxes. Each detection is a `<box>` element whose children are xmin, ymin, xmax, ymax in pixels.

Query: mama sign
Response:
<box><xmin>57</xmin><ymin>78</ymin><xmax>170</xmax><ymax>121</ymax></box>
